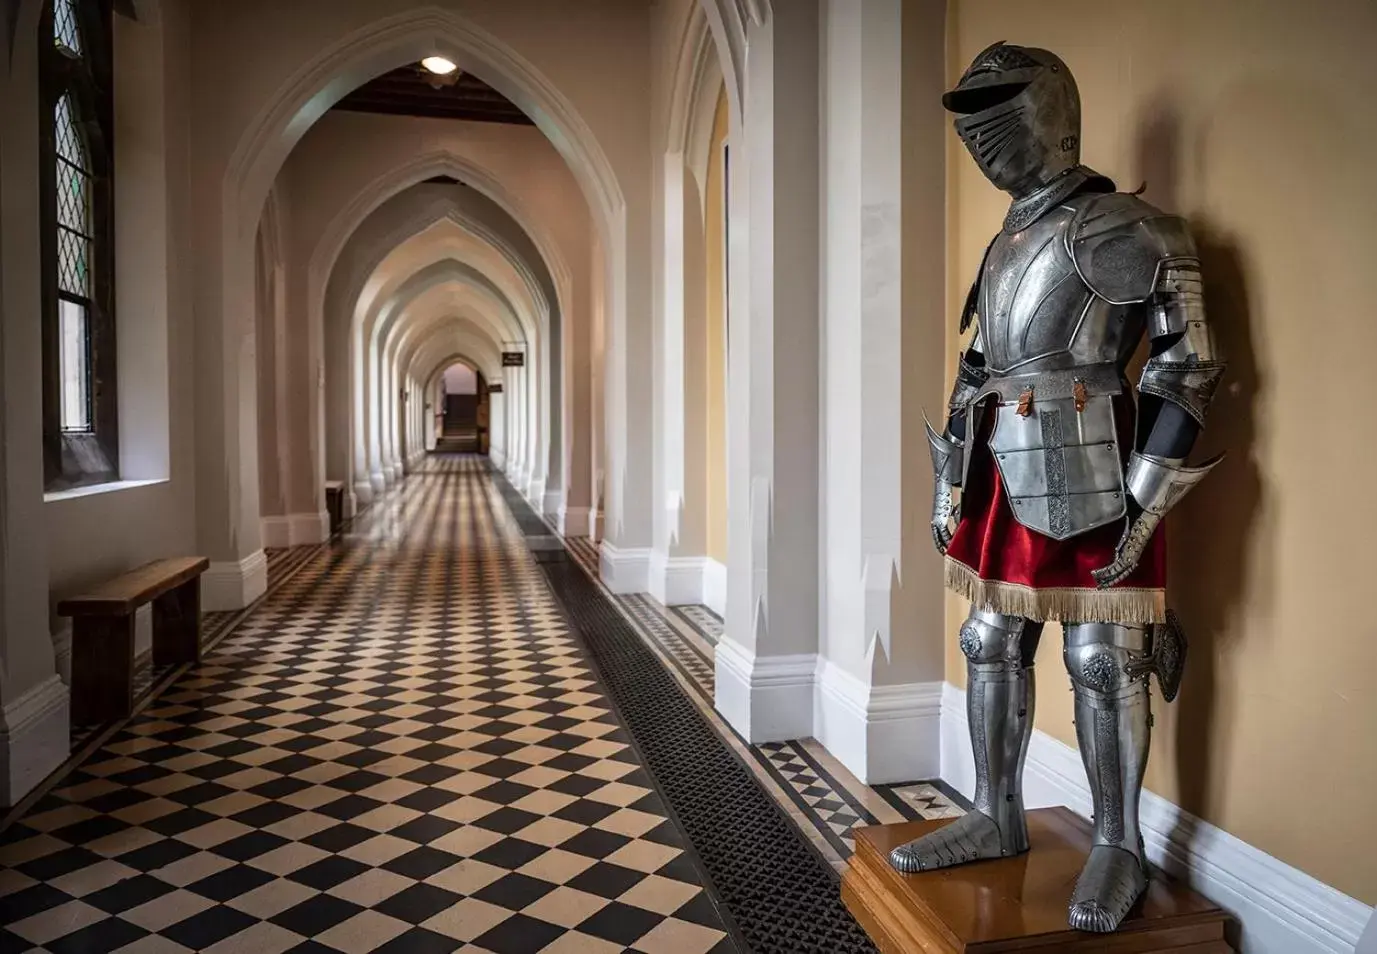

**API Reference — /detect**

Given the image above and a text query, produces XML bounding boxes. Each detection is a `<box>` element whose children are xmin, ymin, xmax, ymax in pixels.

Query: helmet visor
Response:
<box><xmin>942</xmin><ymin>79</ymin><xmax>1031</xmax><ymax>115</ymax></box>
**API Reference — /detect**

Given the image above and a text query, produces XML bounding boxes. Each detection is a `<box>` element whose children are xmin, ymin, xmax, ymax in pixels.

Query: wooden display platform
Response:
<box><xmin>842</xmin><ymin>807</ymin><xmax>1233</xmax><ymax>953</ymax></box>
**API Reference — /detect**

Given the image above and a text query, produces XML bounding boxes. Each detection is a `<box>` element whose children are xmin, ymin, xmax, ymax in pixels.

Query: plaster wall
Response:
<box><xmin>27</xmin><ymin>4</ymin><xmax>196</xmax><ymax>654</ymax></box>
<box><xmin>944</xmin><ymin>0</ymin><xmax>1377</xmax><ymax>905</ymax></box>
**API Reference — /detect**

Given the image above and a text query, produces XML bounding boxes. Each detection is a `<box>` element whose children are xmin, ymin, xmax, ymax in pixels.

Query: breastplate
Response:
<box><xmin>980</xmin><ymin>202</ymin><xmax>1132</xmax><ymax>373</ymax></box>
<box><xmin>972</xmin><ymin>203</ymin><xmax>1143</xmax><ymax>541</ymax></box>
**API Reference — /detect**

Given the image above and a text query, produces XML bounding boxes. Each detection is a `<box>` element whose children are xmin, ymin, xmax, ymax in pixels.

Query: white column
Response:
<box><xmin>812</xmin><ymin>0</ymin><xmax>948</xmax><ymax>783</ymax></box>
<box><xmin>0</xmin><ymin>11</ymin><xmax>70</xmax><ymax>802</ymax></box>
<box><xmin>366</xmin><ymin>341</ymin><xmax>386</xmax><ymax>495</ymax></box>
<box><xmin>559</xmin><ymin>279</ymin><xmax>593</xmax><ymax>537</ymax></box>
<box><xmin>714</xmin><ymin>2</ymin><xmax>823</xmax><ymax>742</ymax></box>
<box><xmin>351</xmin><ymin>326</ymin><xmax>375</xmax><ymax>506</ymax></box>
<box><xmin>523</xmin><ymin>346</ymin><xmax>545</xmax><ymax>506</ymax></box>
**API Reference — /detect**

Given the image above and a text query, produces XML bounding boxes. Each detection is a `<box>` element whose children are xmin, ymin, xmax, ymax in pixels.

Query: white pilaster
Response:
<box><xmin>0</xmin><ymin>675</ymin><xmax>70</xmax><ymax>806</ymax></box>
<box><xmin>203</xmin><ymin>549</ymin><xmax>269</xmax><ymax>612</ymax></box>
<box><xmin>811</xmin><ymin>0</ymin><xmax>950</xmax><ymax>776</ymax></box>
<box><xmin>599</xmin><ymin>541</ymin><xmax>652</xmax><ymax>594</ymax></box>
<box><xmin>716</xmin><ymin>2</ymin><xmax>823</xmax><ymax>742</ymax></box>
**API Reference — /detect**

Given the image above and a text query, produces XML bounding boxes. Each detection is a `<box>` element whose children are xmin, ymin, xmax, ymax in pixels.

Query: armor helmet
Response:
<box><xmin>944</xmin><ymin>42</ymin><xmax>1081</xmax><ymax>197</ymax></box>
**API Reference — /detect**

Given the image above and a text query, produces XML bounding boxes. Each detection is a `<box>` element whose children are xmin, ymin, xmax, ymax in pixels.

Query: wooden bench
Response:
<box><xmin>325</xmin><ymin>480</ymin><xmax>345</xmax><ymax>534</ymax></box>
<box><xmin>57</xmin><ymin>556</ymin><xmax>209</xmax><ymax>725</ymax></box>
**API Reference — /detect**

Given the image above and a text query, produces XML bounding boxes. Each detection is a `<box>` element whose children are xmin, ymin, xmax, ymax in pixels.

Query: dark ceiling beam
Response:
<box><xmin>331</xmin><ymin>66</ymin><xmax>535</xmax><ymax>126</ymax></box>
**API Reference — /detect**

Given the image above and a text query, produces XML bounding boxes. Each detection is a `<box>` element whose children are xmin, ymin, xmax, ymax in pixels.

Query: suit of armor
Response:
<box><xmin>889</xmin><ymin>43</ymin><xmax>1226</xmax><ymax>934</ymax></box>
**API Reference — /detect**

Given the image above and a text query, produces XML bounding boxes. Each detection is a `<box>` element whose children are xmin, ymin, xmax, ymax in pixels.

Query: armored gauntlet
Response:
<box><xmin>926</xmin><ymin>420</ymin><xmax>963</xmax><ymax>554</ymax></box>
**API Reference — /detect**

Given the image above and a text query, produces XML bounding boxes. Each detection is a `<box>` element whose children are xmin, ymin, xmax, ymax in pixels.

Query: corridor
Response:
<box><xmin>0</xmin><ymin>459</ymin><xmax>743</xmax><ymax>953</ymax></box>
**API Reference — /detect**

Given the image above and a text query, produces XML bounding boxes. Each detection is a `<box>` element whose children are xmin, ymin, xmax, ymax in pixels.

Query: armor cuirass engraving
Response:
<box><xmin>973</xmin><ymin>198</ymin><xmax>1140</xmax><ymax>540</ymax></box>
<box><xmin>979</xmin><ymin>198</ymin><xmax>1138</xmax><ymax>374</ymax></box>
<box><xmin>981</xmin><ymin>206</ymin><xmax>1086</xmax><ymax>372</ymax></box>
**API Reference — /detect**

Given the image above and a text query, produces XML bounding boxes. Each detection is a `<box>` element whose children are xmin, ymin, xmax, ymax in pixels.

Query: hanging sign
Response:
<box><xmin>502</xmin><ymin>351</ymin><xmax>525</xmax><ymax>367</ymax></box>
<box><xmin>488</xmin><ymin>382</ymin><xmax>503</xmax><ymax>394</ymax></box>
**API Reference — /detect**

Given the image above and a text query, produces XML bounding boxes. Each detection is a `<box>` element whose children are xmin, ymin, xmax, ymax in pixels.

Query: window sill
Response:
<box><xmin>44</xmin><ymin>477</ymin><xmax>168</xmax><ymax>504</ymax></box>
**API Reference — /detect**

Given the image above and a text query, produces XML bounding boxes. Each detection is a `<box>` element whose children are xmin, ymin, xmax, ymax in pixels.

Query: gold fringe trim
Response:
<box><xmin>945</xmin><ymin>557</ymin><xmax>1167</xmax><ymax>624</ymax></box>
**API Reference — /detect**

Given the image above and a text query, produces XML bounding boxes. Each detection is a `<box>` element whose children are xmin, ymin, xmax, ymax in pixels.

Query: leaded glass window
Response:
<box><xmin>53</xmin><ymin>0</ymin><xmax>82</xmax><ymax>55</ymax></box>
<box><xmin>55</xmin><ymin>94</ymin><xmax>93</xmax><ymax>302</ymax></box>
<box><xmin>42</xmin><ymin>0</ymin><xmax>116</xmax><ymax>486</ymax></box>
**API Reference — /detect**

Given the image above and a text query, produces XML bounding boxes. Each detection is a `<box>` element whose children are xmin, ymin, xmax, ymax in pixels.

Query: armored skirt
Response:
<box><xmin>944</xmin><ymin>398</ymin><xmax>1167</xmax><ymax>625</ymax></box>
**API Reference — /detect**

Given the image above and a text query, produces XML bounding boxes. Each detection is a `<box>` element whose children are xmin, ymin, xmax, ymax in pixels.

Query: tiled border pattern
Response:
<box><xmin>558</xmin><ymin>537</ymin><xmax>967</xmax><ymax>870</ymax></box>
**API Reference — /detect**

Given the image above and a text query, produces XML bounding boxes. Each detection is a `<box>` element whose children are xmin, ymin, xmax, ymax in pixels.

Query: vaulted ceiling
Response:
<box><xmin>334</xmin><ymin>66</ymin><xmax>534</xmax><ymax>125</ymax></box>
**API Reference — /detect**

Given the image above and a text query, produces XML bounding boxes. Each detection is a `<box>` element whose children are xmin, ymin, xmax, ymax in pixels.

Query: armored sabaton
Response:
<box><xmin>893</xmin><ymin>40</ymin><xmax>1227</xmax><ymax>938</ymax></box>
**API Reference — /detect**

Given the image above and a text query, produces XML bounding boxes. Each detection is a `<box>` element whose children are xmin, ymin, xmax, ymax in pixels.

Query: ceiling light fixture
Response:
<box><xmin>420</xmin><ymin>56</ymin><xmax>457</xmax><ymax>75</ymax></box>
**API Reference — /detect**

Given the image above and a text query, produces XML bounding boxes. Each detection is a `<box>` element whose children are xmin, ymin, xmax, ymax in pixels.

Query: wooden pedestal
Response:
<box><xmin>842</xmin><ymin>807</ymin><xmax>1233</xmax><ymax>953</ymax></box>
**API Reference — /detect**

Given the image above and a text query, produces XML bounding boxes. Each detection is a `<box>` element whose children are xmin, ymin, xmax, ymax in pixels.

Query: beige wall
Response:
<box><xmin>945</xmin><ymin>0</ymin><xmax>1377</xmax><ymax>904</ymax></box>
<box><xmin>704</xmin><ymin>88</ymin><xmax>729</xmax><ymax>565</ymax></box>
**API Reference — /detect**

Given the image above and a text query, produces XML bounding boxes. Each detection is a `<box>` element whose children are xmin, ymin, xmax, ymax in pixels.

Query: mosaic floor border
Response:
<box><xmin>496</xmin><ymin>480</ymin><xmax>877</xmax><ymax>954</ymax></box>
<box><xmin>558</xmin><ymin>536</ymin><xmax>968</xmax><ymax>869</ymax></box>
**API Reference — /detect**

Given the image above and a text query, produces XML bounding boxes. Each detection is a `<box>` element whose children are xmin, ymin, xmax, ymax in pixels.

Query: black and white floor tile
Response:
<box><xmin>558</xmin><ymin>538</ymin><xmax>967</xmax><ymax>868</ymax></box>
<box><xmin>1</xmin><ymin>459</ymin><xmax>737</xmax><ymax>953</ymax></box>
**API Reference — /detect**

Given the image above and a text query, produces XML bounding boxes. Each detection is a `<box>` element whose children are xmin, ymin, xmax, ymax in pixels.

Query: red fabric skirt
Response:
<box><xmin>944</xmin><ymin>404</ymin><xmax>1167</xmax><ymax>624</ymax></box>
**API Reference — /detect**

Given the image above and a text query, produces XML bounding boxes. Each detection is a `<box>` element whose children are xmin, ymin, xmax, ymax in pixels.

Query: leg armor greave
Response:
<box><xmin>1064</xmin><ymin>622</ymin><xmax>1152</xmax><ymax>932</ymax></box>
<box><xmin>890</xmin><ymin>610</ymin><xmax>1041</xmax><ymax>873</ymax></box>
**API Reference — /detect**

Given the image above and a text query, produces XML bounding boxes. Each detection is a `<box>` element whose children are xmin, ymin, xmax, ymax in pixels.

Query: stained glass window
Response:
<box><xmin>53</xmin><ymin>0</ymin><xmax>82</xmax><ymax>55</ymax></box>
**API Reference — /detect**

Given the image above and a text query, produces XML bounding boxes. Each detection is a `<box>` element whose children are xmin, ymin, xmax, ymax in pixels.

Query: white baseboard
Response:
<box><xmin>541</xmin><ymin>489</ymin><xmax>563</xmax><ymax>518</ymax></box>
<box><xmin>939</xmin><ymin>682</ymin><xmax>1372</xmax><ymax>954</ymax></box>
<box><xmin>599</xmin><ymin>541</ymin><xmax>652</xmax><ymax>594</ymax></box>
<box><xmin>713</xmin><ymin>638</ymin><xmax>815</xmax><ymax>743</ymax></box>
<box><xmin>590</xmin><ymin>508</ymin><xmax>604</xmax><ymax>542</ymax></box>
<box><xmin>0</xmin><ymin>674</ymin><xmax>70</xmax><ymax>806</ymax></box>
<box><xmin>702</xmin><ymin>558</ymin><xmax>727</xmax><ymax>617</ymax></box>
<box><xmin>557</xmin><ymin>505</ymin><xmax>591</xmax><ymax>538</ymax></box>
<box><xmin>526</xmin><ymin>478</ymin><xmax>546</xmax><ymax>509</ymax></box>
<box><xmin>287</xmin><ymin>511</ymin><xmax>330</xmax><ymax>546</ymax></box>
<box><xmin>814</xmin><ymin>660</ymin><xmax>942</xmax><ymax>784</ymax></box>
<box><xmin>353</xmin><ymin>481</ymin><xmax>374</xmax><ymax>506</ymax></box>
<box><xmin>261</xmin><ymin>515</ymin><xmax>291</xmax><ymax>549</ymax></box>
<box><xmin>203</xmin><ymin>549</ymin><xmax>268</xmax><ymax>611</ymax></box>
<box><xmin>648</xmin><ymin>552</ymin><xmax>711</xmax><ymax>607</ymax></box>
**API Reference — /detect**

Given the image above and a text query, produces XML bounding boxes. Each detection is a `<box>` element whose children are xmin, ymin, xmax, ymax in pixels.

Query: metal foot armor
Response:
<box><xmin>1064</xmin><ymin>622</ymin><xmax>1153</xmax><ymax>932</ymax></box>
<box><xmin>889</xmin><ymin>610</ymin><xmax>1041</xmax><ymax>873</ymax></box>
<box><xmin>1069</xmin><ymin>846</ymin><xmax>1149</xmax><ymax>933</ymax></box>
<box><xmin>890</xmin><ymin>810</ymin><xmax>1004</xmax><ymax>873</ymax></box>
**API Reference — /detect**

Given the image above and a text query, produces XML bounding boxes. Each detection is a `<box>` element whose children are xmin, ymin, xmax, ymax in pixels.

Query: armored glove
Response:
<box><xmin>1091</xmin><ymin>451</ymin><xmax>1222</xmax><ymax>588</ymax></box>
<box><xmin>1090</xmin><ymin>503</ymin><xmax>1157</xmax><ymax>588</ymax></box>
<box><xmin>932</xmin><ymin>476</ymin><xmax>959</xmax><ymax>554</ymax></box>
<box><xmin>925</xmin><ymin>418</ymin><xmax>964</xmax><ymax>556</ymax></box>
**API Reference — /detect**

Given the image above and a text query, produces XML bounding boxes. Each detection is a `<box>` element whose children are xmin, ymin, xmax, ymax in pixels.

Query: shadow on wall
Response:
<box><xmin>1134</xmin><ymin>101</ymin><xmax>1267</xmax><ymax>840</ymax></box>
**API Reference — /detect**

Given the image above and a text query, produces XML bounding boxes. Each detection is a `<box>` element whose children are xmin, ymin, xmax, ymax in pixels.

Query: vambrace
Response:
<box><xmin>1125</xmin><ymin>451</ymin><xmax>1222</xmax><ymax>518</ymax></box>
<box><xmin>1091</xmin><ymin>451</ymin><xmax>1222</xmax><ymax>589</ymax></box>
<box><xmin>948</xmin><ymin>351</ymin><xmax>990</xmax><ymax>420</ymax></box>
<box><xmin>1138</xmin><ymin>258</ymin><xmax>1227</xmax><ymax>428</ymax></box>
<box><xmin>925</xmin><ymin>418</ymin><xmax>964</xmax><ymax>485</ymax></box>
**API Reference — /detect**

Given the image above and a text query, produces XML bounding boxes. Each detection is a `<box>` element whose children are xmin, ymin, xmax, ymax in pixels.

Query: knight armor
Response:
<box><xmin>893</xmin><ymin>43</ymin><xmax>1227</xmax><ymax>935</ymax></box>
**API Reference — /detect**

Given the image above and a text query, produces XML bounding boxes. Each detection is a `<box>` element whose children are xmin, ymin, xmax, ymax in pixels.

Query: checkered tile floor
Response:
<box><xmin>1</xmin><ymin>457</ymin><xmax>737</xmax><ymax>953</ymax></box>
